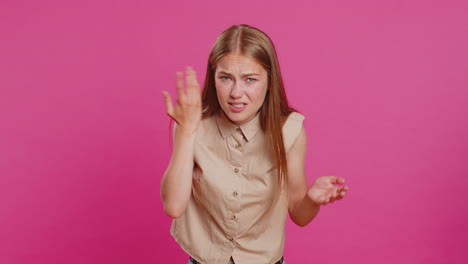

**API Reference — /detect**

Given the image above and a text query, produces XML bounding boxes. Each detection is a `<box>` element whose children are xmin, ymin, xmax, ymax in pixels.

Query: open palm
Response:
<box><xmin>162</xmin><ymin>67</ymin><xmax>202</xmax><ymax>134</ymax></box>
<box><xmin>307</xmin><ymin>176</ymin><xmax>348</xmax><ymax>205</ymax></box>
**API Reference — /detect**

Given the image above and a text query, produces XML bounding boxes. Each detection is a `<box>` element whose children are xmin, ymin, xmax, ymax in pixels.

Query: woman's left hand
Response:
<box><xmin>307</xmin><ymin>176</ymin><xmax>349</xmax><ymax>205</ymax></box>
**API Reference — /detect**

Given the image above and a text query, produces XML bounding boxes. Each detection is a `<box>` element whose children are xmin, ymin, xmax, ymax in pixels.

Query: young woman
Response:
<box><xmin>161</xmin><ymin>24</ymin><xmax>348</xmax><ymax>264</ymax></box>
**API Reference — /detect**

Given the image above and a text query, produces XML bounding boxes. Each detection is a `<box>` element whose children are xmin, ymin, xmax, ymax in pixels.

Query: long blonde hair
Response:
<box><xmin>202</xmin><ymin>24</ymin><xmax>296</xmax><ymax>185</ymax></box>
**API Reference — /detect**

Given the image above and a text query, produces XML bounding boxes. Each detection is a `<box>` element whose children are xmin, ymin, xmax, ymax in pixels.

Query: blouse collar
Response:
<box><xmin>216</xmin><ymin>111</ymin><xmax>261</xmax><ymax>142</ymax></box>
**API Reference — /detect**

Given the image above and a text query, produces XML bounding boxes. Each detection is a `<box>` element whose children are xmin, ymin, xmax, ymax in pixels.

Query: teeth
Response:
<box><xmin>232</xmin><ymin>104</ymin><xmax>244</xmax><ymax>108</ymax></box>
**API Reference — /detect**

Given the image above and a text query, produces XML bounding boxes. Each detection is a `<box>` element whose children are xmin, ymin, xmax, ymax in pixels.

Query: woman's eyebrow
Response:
<box><xmin>216</xmin><ymin>71</ymin><xmax>260</xmax><ymax>77</ymax></box>
<box><xmin>216</xmin><ymin>70</ymin><xmax>232</xmax><ymax>76</ymax></box>
<box><xmin>241</xmin><ymin>73</ymin><xmax>260</xmax><ymax>77</ymax></box>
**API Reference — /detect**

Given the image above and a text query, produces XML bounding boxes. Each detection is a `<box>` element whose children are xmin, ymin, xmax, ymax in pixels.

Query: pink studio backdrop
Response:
<box><xmin>1</xmin><ymin>0</ymin><xmax>467</xmax><ymax>263</ymax></box>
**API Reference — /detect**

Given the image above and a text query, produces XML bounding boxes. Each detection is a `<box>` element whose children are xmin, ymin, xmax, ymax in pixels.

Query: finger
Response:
<box><xmin>335</xmin><ymin>186</ymin><xmax>348</xmax><ymax>197</ymax></box>
<box><xmin>162</xmin><ymin>91</ymin><xmax>174</xmax><ymax>118</ymax></box>
<box><xmin>324</xmin><ymin>196</ymin><xmax>330</xmax><ymax>204</ymax></box>
<box><xmin>185</xmin><ymin>67</ymin><xmax>195</xmax><ymax>99</ymax></box>
<box><xmin>336</xmin><ymin>186</ymin><xmax>347</xmax><ymax>193</ymax></box>
<box><xmin>186</xmin><ymin>66</ymin><xmax>200</xmax><ymax>96</ymax></box>
<box><xmin>332</xmin><ymin>191</ymin><xmax>338</xmax><ymax>198</ymax></box>
<box><xmin>336</xmin><ymin>186</ymin><xmax>347</xmax><ymax>192</ymax></box>
<box><xmin>332</xmin><ymin>187</ymin><xmax>344</xmax><ymax>199</ymax></box>
<box><xmin>330</xmin><ymin>176</ymin><xmax>345</xmax><ymax>185</ymax></box>
<box><xmin>176</xmin><ymin>72</ymin><xmax>185</xmax><ymax>98</ymax></box>
<box><xmin>336</xmin><ymin>191</ymin><xmax>347</xmax><ymax>200</ymax></box>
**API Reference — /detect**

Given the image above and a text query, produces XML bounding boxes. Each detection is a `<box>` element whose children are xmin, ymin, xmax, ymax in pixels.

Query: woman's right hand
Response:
<box><xmin>162</xmin><ymin>67</ymin><xmax>202</xmax><ymax>134</ymax></box>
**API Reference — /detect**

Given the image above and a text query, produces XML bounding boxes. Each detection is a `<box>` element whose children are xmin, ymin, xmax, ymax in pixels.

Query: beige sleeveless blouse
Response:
<box><xmin>171</xmin><ymin>112</ymin><xmax>305</xmax><ymax>264</ymax></box>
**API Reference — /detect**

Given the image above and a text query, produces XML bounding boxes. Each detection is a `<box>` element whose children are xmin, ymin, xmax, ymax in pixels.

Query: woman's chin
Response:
<box><xmin>226</xmin><ymin>115</ymin><xmax>243</xmax><ymax>125</ymax></box>
<box><xmin>226</xmin><ymin>113</ymin><xmax>256</xmax><ymax>126</ymax></box>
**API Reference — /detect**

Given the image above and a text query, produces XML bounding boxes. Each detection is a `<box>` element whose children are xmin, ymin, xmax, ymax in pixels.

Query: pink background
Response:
<box><xmin>1</xmin><ymin>0</ymin><xmax>467</xmax><ymax>263</ymax></box>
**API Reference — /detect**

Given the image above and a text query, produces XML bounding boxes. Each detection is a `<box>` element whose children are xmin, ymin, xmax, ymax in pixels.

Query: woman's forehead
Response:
<box><xmin>215</xmin><ymin>54</ymin><xmax>266</xmax><ymax>75</ymax></box>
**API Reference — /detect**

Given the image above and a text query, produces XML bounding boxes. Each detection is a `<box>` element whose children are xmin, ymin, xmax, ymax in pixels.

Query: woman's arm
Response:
<box><xmin>161</xmin><ymin>126</ymin><xmax>196</xmax><ymax>218</ymax></box>
<box><xmin>160</xmin><ymin>67</ymin><xmax>201</xmax><ymax>219</ymax></box>
<box><xmin>286</xmin><ymin>127</ymin><xmax>348</xmax><ymax>227</ymax></box>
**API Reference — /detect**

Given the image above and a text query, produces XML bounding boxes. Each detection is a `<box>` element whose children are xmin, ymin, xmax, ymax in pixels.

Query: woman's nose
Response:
<box><xmin>230</xmin><ymin>82</ymin><xmax>243</xmax><ymax>98</ymax></box>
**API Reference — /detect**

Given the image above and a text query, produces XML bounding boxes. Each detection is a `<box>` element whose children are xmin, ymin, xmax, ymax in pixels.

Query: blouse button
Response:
<box><xmin>230</xmin><ymin>215</ymin><xmax>236</xmax><ymax>220</ymax></box>
<box><xmin>233</xmin><ymin>191</ymin><xmax>238</xmax><ymax>197</ymax></box>
<box><xmin>234</xmin><ymin>168</ymin><xmax>239</xmax><ymax>173</ymax></box>
<box><xmin>235</xmin><ymin>143</ymin><xmax>241</xmax><ymax>149</ymax></box>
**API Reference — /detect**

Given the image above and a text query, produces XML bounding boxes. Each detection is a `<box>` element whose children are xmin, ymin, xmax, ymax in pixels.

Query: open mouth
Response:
<box><xmin>230</xmin><ymin>103</ymin><xmax>245</xmax><ymax>108</ymax></box>
<box><xmin>229</xmin><ymin>103</ymin><xmax>247</xmax><ymax>112</ymax></box>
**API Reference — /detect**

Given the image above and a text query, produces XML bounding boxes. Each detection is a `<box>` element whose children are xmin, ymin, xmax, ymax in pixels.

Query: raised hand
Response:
<box><xmin>307</xmin><ymin>176</ymin><xmax>348</xmax><ymax>205</ymax></box>
<box><xmin>162</xmin><ymin>67</ymin><xmax>202</xmax><ymax>134</ymax></box>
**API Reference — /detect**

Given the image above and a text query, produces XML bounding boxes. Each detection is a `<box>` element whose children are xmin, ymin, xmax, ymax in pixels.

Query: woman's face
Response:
<box><xmin>214</xmin><ymin>54</ymin><xmax>268</xmax><ymax>125</ymax></box>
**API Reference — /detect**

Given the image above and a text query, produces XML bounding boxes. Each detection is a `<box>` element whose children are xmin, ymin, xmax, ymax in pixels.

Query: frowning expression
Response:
<box><xmin>215</xmin><ymin>54</ymin><xmax>268</xmax><ymax>125</ymax></box>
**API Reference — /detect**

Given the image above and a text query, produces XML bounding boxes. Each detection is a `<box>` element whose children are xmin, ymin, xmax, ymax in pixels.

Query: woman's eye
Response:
<box><xmin>220</xmin><ymin>76</ymin><xmax>231</xmax><ymax>81</ymax></box>
<box><xmin>246</xmin><ymin>77</ymin><xmax>257</xmax><ymax>82</ymax></box>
